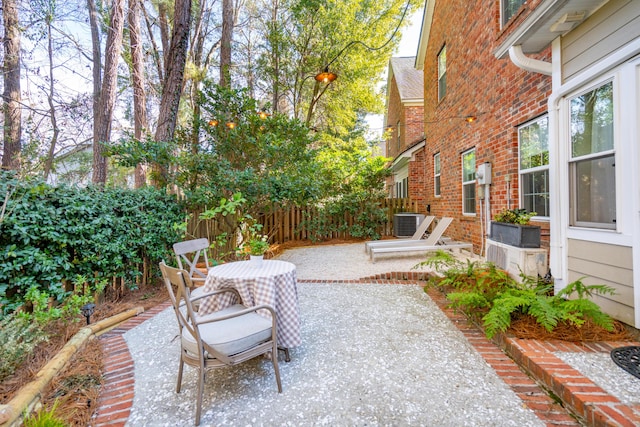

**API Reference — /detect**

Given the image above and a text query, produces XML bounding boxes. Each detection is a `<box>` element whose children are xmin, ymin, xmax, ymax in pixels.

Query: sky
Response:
<box><xmin>396</xmin><ymin>9</ymin><xmax>423</xmax><ymax>57</ymax></box>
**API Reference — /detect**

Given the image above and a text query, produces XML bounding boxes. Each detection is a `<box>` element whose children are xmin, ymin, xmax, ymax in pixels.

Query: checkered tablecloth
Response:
<box><xmin>198</xmin><ymin>260</ymin><xmax>301</xmax><ymax>348</ymax></box>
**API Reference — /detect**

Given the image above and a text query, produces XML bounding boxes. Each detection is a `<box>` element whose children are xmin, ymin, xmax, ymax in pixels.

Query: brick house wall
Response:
<box><xmin>384</xmin><ymin>57</ymin><xmax>425</xmax><ymax>201</ymax></box>
<box><xmin>420</xmin><ymin>0</ymin><xmax>551</xmax><ymax>253</ymax></box>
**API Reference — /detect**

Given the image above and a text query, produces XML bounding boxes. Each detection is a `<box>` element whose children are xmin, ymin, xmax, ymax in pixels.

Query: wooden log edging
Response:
<box><xmin>0</xmin><ymin>307</ymin><xmax>145</xmax><ymax>427</ymax></box>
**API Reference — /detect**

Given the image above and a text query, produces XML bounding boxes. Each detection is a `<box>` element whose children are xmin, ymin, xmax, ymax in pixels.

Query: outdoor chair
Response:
<box><xmin>173</xmin><ymin>238</ymin><xmax>212</xmax><ymax>286</ymax></box>
<box><xmin>369</xmin><ymin>217</ymin><xmax>473</xmax><ymax>262</ymax></box>
<box><xmin>364</xmin><ymin>215</ymin><xmax>436</xmax><ymax>254</ymax></box>
<box><xmin>159</xmin><ymin>262</ymin><xmax>282</xmax><ymax>426</ymax></box>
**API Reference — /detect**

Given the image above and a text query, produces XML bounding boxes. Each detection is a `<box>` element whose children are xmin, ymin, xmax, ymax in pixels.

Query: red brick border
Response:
<box><xmin>496</xmin><ymin>337</ymin><xmax>640</xmax><ymax>427</ymax></box>
<box><xmin>91</xmin><ymin>303</ymin><xmax>170</xmax><ymax>427</ymax></box>
<box><xmin>425</xmin><ymin>287</ymin><xmax>581</xmax><ymax>426</ymax></box>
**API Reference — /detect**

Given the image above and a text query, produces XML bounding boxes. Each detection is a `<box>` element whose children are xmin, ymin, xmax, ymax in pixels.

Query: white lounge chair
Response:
<box><xmin>369</xmin><ymin>217</ymin><xmax>473</xmax><ymax>262</ymax></box>
<box><xmin>365</xmin><ymin>215</ymin><xmax>435</xmax><ymax>254</ymax></box>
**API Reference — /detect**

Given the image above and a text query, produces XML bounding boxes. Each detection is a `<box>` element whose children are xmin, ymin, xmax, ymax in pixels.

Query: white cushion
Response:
<box><xmin>190</xmin><ymin>286</ymin><xmax>205</xmax><ymax>299</ymax></box>
<box><xmin>182</xmin><ymin>310</ymin><xmax>272</xmax><ymax>357</ymax></box>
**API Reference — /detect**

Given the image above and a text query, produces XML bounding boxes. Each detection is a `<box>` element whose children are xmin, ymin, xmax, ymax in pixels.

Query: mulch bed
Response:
<box><xmin>0</xmin><ymin>284</ymin><xmax>168</xmax><ymax>426</ymax></box>
<box><xmin>508</xmin><ymin>313</ymin><xmax>635</xmax><ymax>342</ymax></box>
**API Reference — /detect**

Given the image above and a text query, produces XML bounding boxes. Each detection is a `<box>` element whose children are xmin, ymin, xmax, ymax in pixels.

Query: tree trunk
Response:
<box><xmin>2</xmin><ymin>0</ymin><xmax>22</xmax><ymax>171</ymax></box>
<box><xmin>270</xmin><ymin>0</ymin><xmax>279</xmax><ymax>112</ymax></box>
<box><xmin>92</xmin><ymin>0</ymin><xmax>126</xmax><ymax>185</ymax></box>
<box><xmin>219</xmin><ymin>0</ymin><xmax>233</xmax><ymax>87</ymax></box>
<box><xmin>158</xmin><ymin>1</ymin><xmax>171</xmax><ymax>66</ymax></box>
<box><xmin>87</xmin><ymin>0</ymin><xmax>102</xmax><ymax>159</ymax></box>
<box><xmin>43</xmin><ymin>14</ymin><xmax>59</xmax><ymax>180</ymax></box>
<box><xmin>128</xmin><ymin>0</ymin><xmax>148</xmax><ymax>188</ymax></box>
<box><xmin>152</xmin><ymin>0</ymin><xmax>192</xmax><ymax>187</ymax></box>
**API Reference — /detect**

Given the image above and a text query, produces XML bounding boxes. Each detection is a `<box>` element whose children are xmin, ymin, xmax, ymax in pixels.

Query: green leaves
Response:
<box><xmin>0</xmin><ymin>171</ymin><xmax>184</xmax><ymax>316</ymax></box>
<box><xmin>422</xmin><ymin>250</ymin><xmax>617</xmax><ymax>339</ymax></box>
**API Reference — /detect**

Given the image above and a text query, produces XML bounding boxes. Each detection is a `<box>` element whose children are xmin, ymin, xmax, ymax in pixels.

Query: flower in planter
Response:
<box><xmin>493</xmin><ymin>208</ymin><xmax>536</xmax><ymax>225</ymax></box>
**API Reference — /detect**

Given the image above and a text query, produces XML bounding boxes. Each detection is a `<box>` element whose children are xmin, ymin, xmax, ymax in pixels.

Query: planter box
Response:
<box><xmin>490</xmin><ymin>222</ymin><xmax>541</xmax><ymax>248</ymax></box>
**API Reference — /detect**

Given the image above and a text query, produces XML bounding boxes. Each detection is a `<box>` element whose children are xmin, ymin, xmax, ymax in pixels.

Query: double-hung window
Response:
<box><xmin>437</xmin><ymin>46</ymin><xmax>446</xmax><ymax>102</ymax></box>
<box><xmin>519</xmin><ymin>115</ymin><xmax>549</xmax><ymax>217</ymax></box>
<box><xmin>462</xmin><ymin>149</ymin><xmax>476</xmax><ymax>214</ymax></box>
<box><xmin>569</xmin><ymin>81</ymin><xmax>616</xmax><ymax>229</ymax></box>
<box><xmin>434</xmin><ymin>153</ymin><xmax>441</xmax><ymax>197</ymax></box>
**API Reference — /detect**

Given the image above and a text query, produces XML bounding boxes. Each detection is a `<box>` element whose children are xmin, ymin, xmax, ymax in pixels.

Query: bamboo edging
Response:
<box><xmin>0</xmin><ymin>306</ymin><xmax>145</xmax><ymax>427</ymax></box>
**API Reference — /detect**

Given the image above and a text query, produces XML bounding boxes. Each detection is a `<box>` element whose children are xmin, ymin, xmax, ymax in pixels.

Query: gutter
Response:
<box><xmin>508</xmin><ymin>45</ymin><xmax>552</xmax><ymax>75</ymax></box>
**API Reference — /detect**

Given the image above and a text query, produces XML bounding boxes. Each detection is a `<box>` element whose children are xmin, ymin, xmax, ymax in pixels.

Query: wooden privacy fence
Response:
<box><xmin>187</xmin><ymin>198</ymin><xmax>421</xmax><ymax>246</ymax></box>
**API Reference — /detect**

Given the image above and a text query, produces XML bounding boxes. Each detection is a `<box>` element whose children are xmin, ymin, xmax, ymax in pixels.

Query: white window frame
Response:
<box><xmin>462</xmin><ymin>148</ymin><xmax>476</xmax><ymax>215</ymax></box>
<box><xmin>437</xmin><ymin>46</ymin><xmax>446</xmax><ymax>102</ymax></box>
<box><xmin>518</xmin><ymin>115</ymin><xmax>549</xmax><ymax>218</ymax></box>
<box><xmin>568</xmin><ymin>79</ymin><xmax>616</xmax><ymax>230</ymax></box>
<box><xmin>434</xmin><ymin>152</ymin><xmax>441</xmax><ymax>197</ymax></box>
<box><xmin>396</xmin><ymin>120</ymin><xmax>401</xmax><ymax>151</ymax></box>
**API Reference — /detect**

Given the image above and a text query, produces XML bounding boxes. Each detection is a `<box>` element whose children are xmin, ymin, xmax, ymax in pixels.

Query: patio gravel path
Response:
<box><xmin>123</xmin><ymin>244</ymin><xmax>546</xmax><ymax>426</ymax></box>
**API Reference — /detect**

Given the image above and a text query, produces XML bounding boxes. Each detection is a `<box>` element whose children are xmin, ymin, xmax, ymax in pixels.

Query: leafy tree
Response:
<box><xmin>108</xmin><ymin>83</ymin><xmax>323</xmax><ymax>213</ymax></box>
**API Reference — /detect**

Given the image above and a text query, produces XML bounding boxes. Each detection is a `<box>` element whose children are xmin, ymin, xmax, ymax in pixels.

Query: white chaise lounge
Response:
<box><xmin>365</xmin><ymin>215</ymin><xmax>435</xmax><ymax>255</ymax></box>
<box><xmin>369</xmin><ymin>217</ymin><xmax>473</xmax><ymax>262</ymax></box>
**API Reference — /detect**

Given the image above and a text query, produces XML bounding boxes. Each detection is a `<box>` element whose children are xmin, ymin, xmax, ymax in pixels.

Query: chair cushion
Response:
<box><xmin>190</xmin><ymin>286</ymin><xmax>205</xmax><ymax>299</ymax></box>
<box><xmin>182</xmin><ymin>309</ymin><xmax>272</xmax><ymax>357</ymax></box>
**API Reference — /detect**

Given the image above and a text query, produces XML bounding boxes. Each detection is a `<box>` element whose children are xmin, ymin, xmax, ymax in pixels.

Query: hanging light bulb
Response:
<box><xmin>315</xmin><ymin>67</ymin><xmax>338</xmax><ymax>83</ymax></box>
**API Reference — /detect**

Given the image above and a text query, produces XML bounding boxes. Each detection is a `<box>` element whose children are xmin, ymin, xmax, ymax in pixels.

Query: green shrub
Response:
<box><xmin>301</xmin><ymin>195</ymin><xmax>387</xmax><ymax>242</ymax></box>
<box><xmin>0</xmin><ymin>171</ymin><xmax>184</xmax><ymax>316</ymax></box>
<box><xmin>23</xmin><ymin>400</ymin><xmax>67</xmax><ymax>427</ymax></box>
<box><xmin>0</xmin><ymin>313</ymin><xmax>48</xmax><ymax>382</ymax></box>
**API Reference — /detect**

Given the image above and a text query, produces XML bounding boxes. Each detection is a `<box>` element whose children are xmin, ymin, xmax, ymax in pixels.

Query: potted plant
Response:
<box><xmin>247</xmin><ymin>237</ymin><xmax>269</xmax><ymax>257</ymax></box>
<box><xmin>241</xmin><ymin>234</ymin><xmax>269</xmax><ymax>266</ymax></box>
<box><xmin>490</xmin><ymin>208</ymin><xmax>541</xmax><ymax>248</ymax></box>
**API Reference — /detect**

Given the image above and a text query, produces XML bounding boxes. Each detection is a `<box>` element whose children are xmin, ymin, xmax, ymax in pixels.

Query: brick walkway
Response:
<box><xmin>91</xmin><ymin>277</ymin><xmax>640</xmax><ymax>427</ymax></box>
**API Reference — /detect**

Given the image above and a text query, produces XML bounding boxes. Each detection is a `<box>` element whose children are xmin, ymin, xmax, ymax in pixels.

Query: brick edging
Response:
<box><xmin>91</xmin><ymin>302</ymin><xmax>170</xmax><ymax>427</ymax></box>
<box><xmin>496</xmin><ymin>336</ymin><xmax>640</xmax><ymax>426</ymax></box>
<box><xmin>424</xmin><ymin>287</ymin><xmax>580</xmax><ymax>426</ymax></box>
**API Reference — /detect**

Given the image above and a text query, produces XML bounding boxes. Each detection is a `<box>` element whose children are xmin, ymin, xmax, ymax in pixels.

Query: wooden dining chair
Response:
<box><xmin>159</xmin><ymin>262</ymin><xmax>282</xmax><ymax>425</ymax></box>
<box><xmin>173</xmin><ymin>238</ymin><xmax>212</xmax><ymax>286</ymax></box>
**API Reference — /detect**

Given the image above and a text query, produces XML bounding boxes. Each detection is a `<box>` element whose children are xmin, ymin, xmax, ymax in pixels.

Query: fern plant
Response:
<box><xmin>483</xmin><ymin>279</ymin><xmax>616</xmax><ymax>338</ymax></box>
<box><xmin>419</xmin><ymin>251</ymin><xmax>617</xmax><ymax>339</ymax></box>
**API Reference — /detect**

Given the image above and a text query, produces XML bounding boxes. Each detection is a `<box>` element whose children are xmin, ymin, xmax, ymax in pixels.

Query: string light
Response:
<box><xmin>385</xmin><ymin>113</ymin><xmax>485</xmax><ymax>130</ymax></box>
<box><xmin>314</xmin><ymin>0</ymin><xmax>412</xmax><ymax>83</ymax></box>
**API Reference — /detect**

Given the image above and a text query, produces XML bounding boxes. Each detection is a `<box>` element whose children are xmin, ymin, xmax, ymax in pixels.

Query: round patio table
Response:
<box><xmin>198</xmin><ymin>260</ymin><xmax>301</xmax><ymax>353</ymax></box>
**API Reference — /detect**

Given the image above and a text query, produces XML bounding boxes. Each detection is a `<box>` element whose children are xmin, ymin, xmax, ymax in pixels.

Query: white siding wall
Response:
<box><xmin>562</xmin><ymin>0</ymin><xmax>640</xmax><ymax>82</ymax></box>
<box><xmin>552</xmin><ymin>0</ymin><xmax>640</xmax><ymax>327</ymax></box>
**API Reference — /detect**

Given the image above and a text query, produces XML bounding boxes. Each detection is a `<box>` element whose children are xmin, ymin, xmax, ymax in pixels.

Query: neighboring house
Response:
<box><xmin>383</xmin><ymin>57</ymin><xmax>425</xmax><ymax>205</ymax></box>
<box><xmin>415</xmin><ymin>0</ymin><xmax>640</xmax><ymax>328</ymax></box>
<box><xmin>47</xmin><ymin>143</ymin><xmax>93</xmax><ymax>187</ymax></box>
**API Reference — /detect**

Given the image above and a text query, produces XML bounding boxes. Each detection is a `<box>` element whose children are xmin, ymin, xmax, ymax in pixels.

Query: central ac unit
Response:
<box><xmin>393</xmin><ymin>213</ymin><xmax>425</xmax><ymax>237</ymax></box>
<box><xmin>486</xmin><ymin>238</ymin><xmax>547</xmax><ymax>280</ymax></box>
